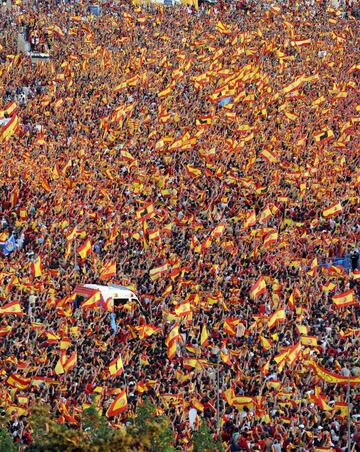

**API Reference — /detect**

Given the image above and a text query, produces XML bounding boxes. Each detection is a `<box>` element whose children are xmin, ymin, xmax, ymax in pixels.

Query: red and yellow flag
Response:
<box><xmin>249</xmin><ymin>276</ymin><xmax>267</xmax><ymax>300</ymax></box>
<box><xmin>268</xmin><ymin>307</ymin><xmax>286</xmax><ymax>330</ymax></box>
<box><xmin>107</xmin><ymin>389</ymin><xmax>128</xmax><ymax>417</ymax></box>
<box><xmin>81</xmin><ymin>290</ymin><xmax>101</xmax><ymax>309</ymax></box>
<box><xmin>78</xmin><ymin>239</ymin><xmax>92</xmax><ymax>260</ymax></box>
<box><xmin>99</xmin><ymin>261</ymin><xmax>116</xmax><ymax>280</ymax></box>
<box><xmin>31</xmin><ymin>256</ymin><xmax>43</xmax><ymax>278</ymax></box>
<box><xmin>322</xmin><ymin>202</ymin><xmax>343</xmax><ymax>218</ymax></box>
<box><xmin>332</xmin><ymin>290</ymin><xmax>355</xmax><ymax>309</ymax></box>
<box><xmin>109</xmin><ymin>354</ymin><xmax>124</xmax><ymax>377</ymax></box>
<box><xmin>0</xmin><ymin>301</ymin><xmax>23</xmax><ymax>316</ymax></box>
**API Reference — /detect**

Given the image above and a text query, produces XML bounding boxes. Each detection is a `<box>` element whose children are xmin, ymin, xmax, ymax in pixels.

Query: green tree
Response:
<box><xmin>191</xmin><ymin>420</ymin><xmax>223</xmax><ymax>452</ymax></box>
<box><xmin>128</xmin><ymin>399</ymin><xmax>176</xmax><ymax>452</ymax></box>
<box><xmin>0</xmin><ymin>426</ymin><xmax>18</xmax><ymax>452</ymax></box>
<box><xmin>27</xmin><ymin>404</ymin><xmax>133</xmax><ymax>452</ymax></box>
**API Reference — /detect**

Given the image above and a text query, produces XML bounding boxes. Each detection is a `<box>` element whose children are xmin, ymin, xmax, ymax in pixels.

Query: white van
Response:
<box><xmin>74</xmin><ymin>284</ymin><xmax>139</xmax><ymax>312</ymax></box>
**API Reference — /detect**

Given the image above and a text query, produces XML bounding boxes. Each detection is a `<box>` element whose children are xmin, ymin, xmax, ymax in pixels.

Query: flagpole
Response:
<box><xmin>74</xmin><ymin>235</ymin><xmax>79</xmax><ymax>271</ymax></box>
<box><xmin>347</xmin><ymin>375</ymin><xmax>351</xmax><ymax>452</ymax></box>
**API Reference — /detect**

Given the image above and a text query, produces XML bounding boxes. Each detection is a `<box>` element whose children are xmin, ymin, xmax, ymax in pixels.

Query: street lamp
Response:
<box><xmin>211</xmin><ymin>346</ymin><xmax>221</xmax><ymax>435</ymax></box>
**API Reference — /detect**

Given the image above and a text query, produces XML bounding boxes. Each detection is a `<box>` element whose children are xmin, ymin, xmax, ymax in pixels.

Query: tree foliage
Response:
<box><xmin>191</xmin><ymin>420</ymin><xmax>223</xmax><ymax>452</ymax></box>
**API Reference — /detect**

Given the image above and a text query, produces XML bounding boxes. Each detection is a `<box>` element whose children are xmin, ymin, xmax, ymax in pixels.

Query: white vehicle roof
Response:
<box><xmin>80</xmin><ymin>284</ymin><xmax>138</xmax><ymax>301</ymax></box>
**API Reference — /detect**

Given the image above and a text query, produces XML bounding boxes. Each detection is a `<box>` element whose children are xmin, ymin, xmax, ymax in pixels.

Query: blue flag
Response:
<box><xmin>3</xmin><ymin>235</ymin><xmax>17</xmax><ymax>256</ymax></box>
<box><xmin>110</xmin><ymin>313</ymin><xmax>117</xmax><ymax>333</ymax></box>
<box><xmin>219</xmin><ymin>97</ymin><xmax>231</xmax><ymax>107</ymax></box>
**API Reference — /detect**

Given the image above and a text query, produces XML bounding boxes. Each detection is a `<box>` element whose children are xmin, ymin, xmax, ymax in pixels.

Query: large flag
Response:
<box><xmin>322</xmin><ymin>202</ymin><xmax>343</xmax><ymax>218</ymax></box>
<box><xmin>0</xmin><ymin>301</ymin><xmax>23</xmax><ymax>316</ymax></box>
<box><xmin>249</xmin><ymin>276</ymin><xmax>267</xmax><ymax>300</ymax></box>
<box><xmin>109</xmin><ymin>354</ymin><xmax>124</xmax><ymax>377</ymax></box>
<box><xmin>107</xmin><ymin>389</ymin><xmax>128</xmax><ymax>417</ymax></box>
<box><xmin>99</xmin><ymin>261</ymin><xmax>116</xmax><ymax>280</ymax></box>
<box><xmin>6</xmin><ymin>374</ymin><xmax>31</xmax><ymax>390</ymax></box>
<box><xmin>78</xmin><ymin>239</ymin><xmax>92</xmax><ymax>260</ymax></box>
<box><xmin>332</xmin><ymin>290</ymin><xmax>355</xmax><ymax>309</ymax></box>
<box><xmin>268</xmin><ymin>307</ymin><xmax>286</xmax><ymax>329</ymax></box>
<box><xmin>308</xmin><ymin>359</ymin><xmax>360</xmax><ymax>386</ymax></box>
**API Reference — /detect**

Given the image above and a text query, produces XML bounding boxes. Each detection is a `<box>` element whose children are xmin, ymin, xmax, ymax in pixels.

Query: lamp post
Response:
<box><xmin>74</xmin><ymin>235</ymin><xmax>79</xmax><ymax>272</ymax></box>
<box><xmin>211</xmin><ymin>346</ymin><xmax>221</xmax><ymax>434</ymax></box>
<box><xmin>347</xmin><ymin>375</ymin><xmax>351</xmax><ymax>452</ymax></box>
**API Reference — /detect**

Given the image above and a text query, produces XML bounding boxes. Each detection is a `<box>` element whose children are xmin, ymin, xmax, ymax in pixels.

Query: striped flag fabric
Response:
<box><xmin>0</xmin><ymin>301</ymin><xmax>23</xmax><ymax>316</ymax></box>
<box><xmin>99</xmin><ymin>261</ymin><xmax>116</xmax><ymax>280</ymax></box>
<box><xmin>332</xmin><ymin>290</ymin><xmax>355</xmax><ymax>309</ymax></box>
<box><xmin>322</xmin><ymin>202</ymin><xmax>343</xmax><ymax>218</ymax></box>
<box><xmin>249</xmin><ymin>276</ymin><xmax>267</xmax><ymax>300</ymax></box>
<box><xmin>268</xmin><ymin>307</ymin><xmax>286</xmax><ymax>329</ymax></box>
<box><xmin>109</xmin><ymin>354</ymin><xmax>124</xmax><ymax>377</ymax></box>
<box><xmin>78</xmin><ymin>239</ymin><xmax>92</xmax><ymax>260</ymax></box>
<box><xmin>107</xmin><ymin>389</ymin><xmax>128</xmax><ymax>417</ymax></box>
<box><xmin>136</xmin><ymin>202</ymin><xmax>155</xmax><ymax>221</ymax></box>
<box><xmin>0</xmin><ymin>114</ymin><xmax>19</xmax><ymax>142</ymax></box>
<box><xmin>149</xmin><ymin>263</ymin><xmax>168</xmax><ymax>281</ymax></box>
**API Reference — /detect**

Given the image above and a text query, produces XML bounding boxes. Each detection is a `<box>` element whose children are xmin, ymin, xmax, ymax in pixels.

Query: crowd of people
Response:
<box><xmin>0</xmin><ymin>0</ymin><xmax>359</xmax><ymax>450</ymax></box>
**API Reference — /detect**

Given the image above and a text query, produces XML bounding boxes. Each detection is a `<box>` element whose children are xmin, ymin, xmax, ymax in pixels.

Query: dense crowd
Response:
<box><xmin>0</xmin><ymin>0</ymin><xmax>359</xmax><ymax>450</ymax></box>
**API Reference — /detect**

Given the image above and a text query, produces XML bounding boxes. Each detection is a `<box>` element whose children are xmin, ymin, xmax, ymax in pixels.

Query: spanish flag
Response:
<box><xmin>314</xmin><ymin>129</ymin><xmax>334</xmax><ymax>143</ymax></box>
<box><xmin>81</xmin><ymin>290</ymin><xmax>101</xmax><ymax>309</ymax></box>
<box><xmin>200</xmin><ymin>324</ymin><xmax>209</xmax><ymax>347</ymax></box>
<box><xmin>167</xmin><ymin>339</ymin><xmax>177</xmax><ymax>360</ymax></box>
<box><xmin>263</xmin><ymin>230</ymin><xmax>278</xmax><ymax>248</ymax></box>
<box><xmin>249</xmin><ymin>276</ymin><xmax>267</xmax><ymax>300</ymax></box>
<box><xmin>55</xmin><ymin>353</ymin><xmax>67</xmax><ymax>375</ymax></box>
<box><xmin>149</xmin><ymin>263</ymin><xmax>168</xmax><ymax>281</ymax></box>
<box><xmin>242</xmin><ymin>209</ymin><xmax>256</xmax><ymax>229</ymax></box>
<box><xmin>286</xmin><ymin>341</ymin><xmax>301</xmax><ymax>366</ymax></box>
<box><xmin>322</xmin><ymin>202</ymin><xmax>343</xmax><ymax>218</ymax></box>
<box><xmin>158</xmin><ymin>85</ymin><xmax>173</xmax><ymax>98</ymax></box>
<box><xmin>332</xmin><ymin>290</ymin><xmax>355</xmax><ymax>309</ymax></box>
<box><xmin>78</xmin><ymin>239</ymin><xmax>92</xmax><ymax>260</ymax></box>
<box><xmin>301</xmin><ymin>336</ymin><xmax>318</xmax><ymax>347</ymax></box>
<box><xmin>6</xmin><ymin>374</ymin><xmax>31</xmax><ymax>390</ymax></box>
<box><xmin>136</xmin><ymin>202</ymin><xmax>155</xmax><ymax>221</ymax></box>
<box><xmin>0</xmin><ymin>301</ymin><xmax>23</xmax><ymax>316</ymax></box>
<box><xmin>268</xmin><ymin>307</ymin><xmax>286</xmax><ymax>330</ymax></box>
<box><xmin>63</xmin><ymin>351</ymin><xmax>77</xmax><ymax>372</ymax></box>
<box><xmin>107</xmin><ymin>389</ymin><xmax>128</xmax><ymax>417</ymax></box>
<box><xmin>196</xmin><ymin>115</ymin><xmax>213</xmax><ymax>128</ymax></box>
<box><xmin>174</xmin><ymin>302</ymin><xmax>191</xmax><ymax>317</ymax></box>
<box><xmin>2</xmin><ymin>100</ymin><xmax>17</xmax><ymax>117</ymax></box>
<box><xmin>0</xmin><ymin>114</ymin><xmax>19</xmax><ymax>142</ymax></box>
<box><xmin>31</xmin><ymin>256</ymin><xmax>43</xmax><ymax>278</ymax></box>
<box><xmin>165</xmin><ymin>324</ymin><xmax>180</xmax><ymax>347</ymax></box>
<box><xmin>216</xmin><ymin>21</ymin><xmax>232</xmax><ymax>35</ymax></box>
<box><xmin>282</xmin><ymin>75</ymin><xmax>305</xmax><ymax>94</ymax></box>
<box><xmin>186</xmin><ymin>165</ymin><xmax>202</xmax><ymax>178</ymax></box>
<box><xmin>211</xmin><ymin>224</ymin><xmax>225</xmax><ymax>238</ymax></box>
<box><xmin>260</xmin><ymin>149</ymin><xmax>278</xmax><ymax>164</ymax></box>
<box><xmin>291</xmin><ymin>38</ymin><xmax>311</xmax><ymax>47</ymax></box>
<box><xmin>99</xmin><ymin>261</ymin><xmax>116</xmax><ymax>280</ymax></box>
<box><xmin>308</xmin><ymin>359</ymin><xmax>360</xmax><ymax>386</ymax></box>
<box><xmin>109</xmin><ymin>354</ymin><xmax>124</xmax><ymax>377</ymax></box>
